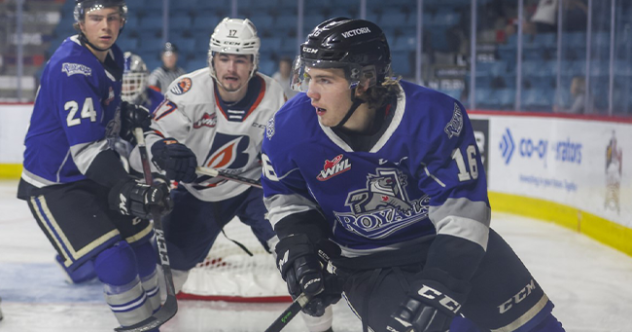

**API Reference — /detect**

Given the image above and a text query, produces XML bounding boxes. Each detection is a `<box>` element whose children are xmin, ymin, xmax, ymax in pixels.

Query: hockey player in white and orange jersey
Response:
<box><xmin>128</xmin><ymin>17</ymin><xmax>334</xmax><ymax>332</ymax></box>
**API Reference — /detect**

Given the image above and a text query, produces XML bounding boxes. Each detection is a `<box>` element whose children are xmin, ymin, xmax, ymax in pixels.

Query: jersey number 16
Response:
<box><xmin>452</xmin><ymin>145</ymin><xmax>479</xmax><ymax>182</ymax></box>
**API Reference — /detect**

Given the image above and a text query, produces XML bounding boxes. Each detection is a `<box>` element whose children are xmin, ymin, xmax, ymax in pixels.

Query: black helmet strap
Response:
<box><xmin>333</xmin><ymin>88</ymin><xmax>366</xmax><ymax>130</ymax></box>
<box><xmin>78</xmin><ymin>32</ymin><xmax>110</xmax><ymax>52</ymax></box>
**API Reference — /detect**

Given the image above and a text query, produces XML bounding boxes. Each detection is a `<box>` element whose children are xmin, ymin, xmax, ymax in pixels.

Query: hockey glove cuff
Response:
<box><xmin>275</xmin><ymin>234</ymin><xmax>342</xmax><ymax>317</ymax></box>
<box><xmin>150</xmin><ymin>138</ymin><xmax>197</xmax><ymax>183</ymax></box>
<box><xmin>387</xmin><ymin>268</ymin><xmax>470</xmax><ymax>332</ymax></box>
<box><xmin>108</xmin><ymin>179</ymin><xmax>173</xmax><ymax>219</ymax></box>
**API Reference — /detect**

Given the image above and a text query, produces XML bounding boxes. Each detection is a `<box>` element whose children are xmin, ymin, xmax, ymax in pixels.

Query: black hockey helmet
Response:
<box><xmin>73</xmin><ymin>0</ymin><xmax>128</xmax><ymax>23</ymax></box>
<box><xmin>293</xmin><ymin>17</ymin><xmax>391</xmax><ymax>91</ymax></box>
<box><xmin>161</xmin><ymin>42</ymin><xmax>179</xmax><ymax>55</ymax></box>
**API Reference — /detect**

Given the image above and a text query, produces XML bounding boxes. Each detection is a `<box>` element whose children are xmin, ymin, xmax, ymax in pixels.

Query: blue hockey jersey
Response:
<box><xmin>262</xmin><ymin>81</ymin><xmax>491</xmax><ymax>278</ymax></box>
<box><xmin>22</xmin><ymin>36</ymin><xmax>124</xmax><ymax>188</ymax></box>
<box><xmin>143</xmin><ymin>87</ymin><xmax>164</xmax><ymax>114</ymax></box>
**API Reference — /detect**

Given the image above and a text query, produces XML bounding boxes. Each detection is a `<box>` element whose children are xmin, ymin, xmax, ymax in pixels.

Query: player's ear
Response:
<box><xmin>354</xmin><ymin>77</ymin><xmax>371</xmax><ymax>97</ymax></box>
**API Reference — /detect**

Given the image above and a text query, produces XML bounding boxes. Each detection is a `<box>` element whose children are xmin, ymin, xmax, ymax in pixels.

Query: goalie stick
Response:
<box><xmin>115</xmin><ymin>128</ymin><xmax>178</xmax><ymax>332</ymax></box>
<box><xmin>195</xmin><ymin>166</ymin><xmax>262</xmax><ymax>189</ymax></box>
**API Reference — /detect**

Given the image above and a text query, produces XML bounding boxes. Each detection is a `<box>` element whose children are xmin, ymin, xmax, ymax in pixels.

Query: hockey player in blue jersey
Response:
<box><xmin>262</xmin><ymin>18</ymin><xmax>566</xmax><ymax>332</ymax></box>
<box><xmin>122</xmin><ymin>52</ymin><xmax>164</xmax><ymax>114</ymax></box>
<box><xmin>53</xmin><ymin>52</ymin><xmax>165</xmax><ymax>285</ymax></box>
<box><xmin>17</xmin><ymin>0</ymin><xmax>171</xmax><ymax>330</ymax></box>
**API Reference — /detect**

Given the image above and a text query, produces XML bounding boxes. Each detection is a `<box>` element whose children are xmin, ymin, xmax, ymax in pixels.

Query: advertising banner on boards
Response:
<box><xmin>487</xmin><ymin>115</ymin><xmax>631</xmax><ymax>227</ymax></box>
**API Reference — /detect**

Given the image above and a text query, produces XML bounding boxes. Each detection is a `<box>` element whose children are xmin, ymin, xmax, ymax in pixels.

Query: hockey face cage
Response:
<box><xmin>122</xmin><ymin>52</ymin><xmax>148</xmax><ymax>103</ymax></box>
<box><xmin>208</xmin><ymin>18</ymin><xmax>260</xmax><ymax>82</ymax></box>
<box><xmin>122</xmin><ymin>71</ymin><xmax>148</xmax><ymax>103</ymax></box>
<box><xmin>73</xmin><ymin>0</ymin><xmax>128</xmax><ymax>23</ymax></box>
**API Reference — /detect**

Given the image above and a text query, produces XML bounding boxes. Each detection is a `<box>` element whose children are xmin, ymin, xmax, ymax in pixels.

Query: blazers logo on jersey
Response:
<box><xmin>62</xmin><ymin>63</ymin><xmax>92</xmax><ymax>77</ymax></box>
<box><xmin>444</xmin><ymin>102</ymin><xmax>463</xmax><ymax>139</ymax></box>
<box><xmin>317</xmin><ymin>154</ymin><xmax>351</xmax><ymax>181</ymax></box>
<box><xmin>333</xmin><ymin>168</ymin><xmax>429</xmax><ymax>240</ymax></box>
<box><xmin>204</xmin><ymin>133</ymin><xmax>250</xmax><ymax>170</ymax></box>
<box><xmin>193</xmin><ymin>112</ymin><xmax>217</xmax><ymax>129</ymax></box>
<box><xmin>170</xmin><ymin>77</ymin><xmax>192</xmax><ymax>95</ymax></box>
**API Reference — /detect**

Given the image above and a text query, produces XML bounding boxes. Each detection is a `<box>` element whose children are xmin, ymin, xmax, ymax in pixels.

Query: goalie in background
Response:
<box><xmin>122</xmin><ymin>52</ymin><xmax>164</xmax><ymax>114</ymax></box>
<box><xmin>16</xmin><ymin>0</ymin><xmax>171</xmax><ymax>331</ymax></box>
<box><xmin>262</xmin><ymin>17</ymin><xmax>567</xmax><ymax>332</ymax></box>
<box><xmin>128</xmin><ymin>16</ymin><xmax>334</xmax><ymax>332</ymax></box>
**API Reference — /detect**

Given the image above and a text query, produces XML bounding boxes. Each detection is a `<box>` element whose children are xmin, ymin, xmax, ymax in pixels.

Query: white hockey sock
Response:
<box><xmin>301</xmin><ymin>305</ymin><xmax>333</xmax><ymax>332</ymax></box>
<box><xmin>141</xmin><ymin>269</ymin><xmax>161</xmax><ymax>313</ymax></box>
<box><xmin>103</xmin><ymin>277</ymin><xmax>153</xmax><ymax>327</ymax></box>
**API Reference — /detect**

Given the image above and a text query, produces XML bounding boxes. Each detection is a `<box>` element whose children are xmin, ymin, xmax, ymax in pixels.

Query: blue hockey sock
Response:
<box><xmin>94</xmin><ymin>241</ymin><xmax>155</xmax><ymax>328</ymax></box>
<box><xmin>94</xmin><ymin>241</ymin><xmax>138</xmax><ymax>286</ymax></box>
<box><xmin>131</xmin><ymin>240</ymin><xmax>157</xmax><ymax>279</ymax></box>
<box><xmin>530</xmin><ymin>313</ymin><xmax>566</xmax><ymax>332</ymax></box>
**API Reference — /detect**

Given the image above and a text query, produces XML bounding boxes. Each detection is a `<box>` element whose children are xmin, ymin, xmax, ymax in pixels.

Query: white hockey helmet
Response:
<box><xmin>122</xmin><ymin>52</ymin><xmax>149</xmax><ymax>103</ymax></box>
<box><xmin>208</xmin><ymin>17</ymin><xmax>260</xmax><ymax>81</ymax></box>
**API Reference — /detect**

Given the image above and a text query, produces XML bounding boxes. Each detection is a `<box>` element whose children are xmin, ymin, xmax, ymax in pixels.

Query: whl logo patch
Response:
<box><xmin>317</xmin><ymin>154</ymin><xmax>351</xmax><ymax>181</ymax></box>
<box><xmin>499</xmin><ymin>128</ymin><xmax>515</xmax><ymax>164</ymax></box>
<box><xmin>193</xmin><ymin>112</ymin><xmax>217</xmax><ymax>129</ymax></box>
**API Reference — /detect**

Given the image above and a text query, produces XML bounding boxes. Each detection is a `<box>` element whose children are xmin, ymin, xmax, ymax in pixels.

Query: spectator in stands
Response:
<box><xmin>529</xmin><ymin>0</ymin><xmax>559</xmax><ymax>34</ymax></box>
<box><xmin>568</xmin><ymin>76</ymin><xmax>594</xmax><ymax>114</ymax></box>
<box><xmin>554</xmin><ymin>76</ymin><xmax>594</xmax><ymax>114</ymax></box>
<box><xmin>272</xmin><ymin>56</ymin><xmax>297</xmax><ymax>99</ymax></box>
<box><xmin>148</xmin><ymin>42</ymin><xmax>186</xmax><ymax>93</ymax></box>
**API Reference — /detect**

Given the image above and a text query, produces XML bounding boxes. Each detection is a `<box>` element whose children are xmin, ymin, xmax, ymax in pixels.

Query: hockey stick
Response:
<box><xmin>265</xmin><ymin>256</ymin><xmax>343</xmax><ymax>332</ymax></box>
<box><xmin>115</xmin><ymin>128</ymin><xmax>178</xmax><ymax>332</ymax></box>
<box><xmin>264</xmin><ymin>293</ymin><xmax>311</xmax><ymax>332</ymax></box>
<box><xmin>195</xmin><ymin>166</ymin><xmax>262</xmax><ymax>189</ymax></box>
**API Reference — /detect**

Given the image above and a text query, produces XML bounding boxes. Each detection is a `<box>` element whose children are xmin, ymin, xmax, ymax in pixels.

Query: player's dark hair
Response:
<box><xmin>360</xmin><ymin>77</ymin><xmax>402</xmax><ymax>110</ymax></box>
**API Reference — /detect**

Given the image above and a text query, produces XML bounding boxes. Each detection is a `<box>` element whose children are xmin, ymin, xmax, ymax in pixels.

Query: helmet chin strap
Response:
<box><xmin>79</xmin><ymin>32</ymin><xmax>110</xmax><ymax>53</ymax></box>
<box><xmin>333</xmin><ymin>88</ymin><xmax>366</xmax><ymax>130</ymax></box>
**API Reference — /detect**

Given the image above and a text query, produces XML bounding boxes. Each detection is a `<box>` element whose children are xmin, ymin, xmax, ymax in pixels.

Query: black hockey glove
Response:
<box><xmin>108</xmin><ymin>179</ymin><xmax>173</xmax><ymax>219</ymax></box>
<box><xmin>150</xmin><ymin>138</ymin><xmax>197</xmax><ymax>183</ymax></box>
<box><xmin>387</xmin><ymin>268</ymin><xmax>470</xmax><ymax>332</ymax></box>
<box><xmin>119</xmin><ymin>101</ymin><xmax>151</xmax><ymax>144</ymax></box>
<box><xmin>275</xmin><ymin>234</ymin><xmax>342</xmax><ymax>317</ymax></box>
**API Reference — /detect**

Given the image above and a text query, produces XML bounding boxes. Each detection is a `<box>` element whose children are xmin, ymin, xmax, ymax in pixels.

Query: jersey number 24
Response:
<box><xmin>65</xmin><ymin>97</ymin><xmax>96</xmax><ymax>127</ymax></box>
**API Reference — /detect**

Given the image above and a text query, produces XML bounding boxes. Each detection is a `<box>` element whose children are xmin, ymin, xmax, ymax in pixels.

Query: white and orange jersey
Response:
<box><xmin>140</xmin><ymin>67</ymin><xmax>286</xmax><ymax>202</ymax></box>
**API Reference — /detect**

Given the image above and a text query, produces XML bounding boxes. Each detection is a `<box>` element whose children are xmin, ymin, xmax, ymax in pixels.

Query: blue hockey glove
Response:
<box><xmin>151</xmin><ymin>138</ymin><xmax>197</xmax><ymax>183</ymax></box>
<box><xmin>109</xmin><ymin>178</ymin><xmax>173</xmax><ymax>219</ymax></box>
<box><xmin>119</xmin><ymin>101</ymin><xmax>151</xmax><ymax>144</ymax></box>
<box><xmin>387</xmin><ymin>269</ymin><xmax>470</xmax><ymax>332</ymax></box>
<box><xmin>276</xmin><ymin>234</ymin><xmax>342</xmax><ymax>317</ymax></box>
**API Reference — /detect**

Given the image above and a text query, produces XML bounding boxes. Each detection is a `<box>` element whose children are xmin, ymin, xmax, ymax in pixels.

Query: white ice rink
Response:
<box><xmin>1</xmin><ymin>179</ymin><xmax>631</xmax><ymax>332</ymax></box>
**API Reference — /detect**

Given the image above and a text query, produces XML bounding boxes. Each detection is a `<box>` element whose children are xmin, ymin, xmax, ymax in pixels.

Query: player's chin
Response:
<box><xmin>317</xmin><ymin>117</ymin><xmax>336</xmax><ymax>127</ymax></box>
<box><xmin>97</xmin><ymin>39</ymin><xmax>115</xmax><ymax>49</ymax></box>
<box><xmin>222</xmin><ymin>82</ymin><xmax>243</xmax><ymax>92</ymax></box>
